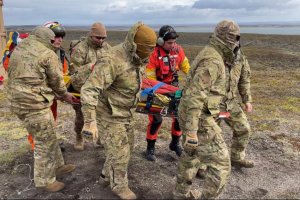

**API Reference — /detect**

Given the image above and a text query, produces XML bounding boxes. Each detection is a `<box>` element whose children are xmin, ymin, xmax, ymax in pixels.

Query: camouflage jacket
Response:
<box><xmin>81</xmin><ymin>22</ymin><xmax>146</xmax><ymax>124</ymax></box>
<box><xmin>69</xmin><ymin>37</ymin><xmax>111</xmax><ymax>92</ymax></box>
<box><xmin>223</xmin><ymin>49</ymin><xmax>252</xmax><ymax>110</ymax></box>
<box><xmin>6</xmin><ymin>26</ymin><xmax>67</xmax><ymax>110</ymax></box>
<box><xmin>178</xmin><ymin>36</ymin><xmax>235</xmax><ymax>131</ymax></box>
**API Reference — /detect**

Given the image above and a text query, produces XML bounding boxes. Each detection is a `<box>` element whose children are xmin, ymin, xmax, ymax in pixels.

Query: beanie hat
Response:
<box><xmin>134</xmin><ymin>24</ymin><xmax>157</xmax><ymax>59</ymax></box>
<box><xmin>134</xmin><ymin>24</ymin><xmax>157</xmax><ymax>46</ymax></box>
<box><xmin>90</xmin><ymin>22</ymin><xmax>107</xmax><ymax>37</ymax></box>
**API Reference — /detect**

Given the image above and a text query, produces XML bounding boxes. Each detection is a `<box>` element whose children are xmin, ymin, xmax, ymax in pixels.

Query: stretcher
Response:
<box><xmin>135</xmin><ymin>78</ymin><xmax>182</xmax><ymax>117</ymax></box>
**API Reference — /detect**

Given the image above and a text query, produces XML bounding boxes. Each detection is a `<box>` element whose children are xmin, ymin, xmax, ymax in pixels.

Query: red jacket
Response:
<box><xmin>145</xmin><ymin>44</ymin><xmax>190</xmax><ymax>84</ymax></box>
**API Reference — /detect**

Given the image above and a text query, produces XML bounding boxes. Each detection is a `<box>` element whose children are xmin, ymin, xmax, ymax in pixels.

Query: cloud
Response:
<box><xmin>192</xmin><ymin>0</ymin><xmax>299</xmax><ymax>10</ymax></box>
<box><xmin>2</xmin><ymin>0</ymin><xmax>300</xmax><ymax>25</ymax></box>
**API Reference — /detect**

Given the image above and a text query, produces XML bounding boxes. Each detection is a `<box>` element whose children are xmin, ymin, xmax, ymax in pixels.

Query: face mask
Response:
<box><xmin>233</xmin><ymin>41</ymin><xmax>241</xmax><ymax>56</ymax></box>
<box><xmin>226</xmin><ymin>33</ymin><xmax>240</xmax><ymax>51</ymax></box>
<box><xmin>136</xmin><ymin>43</ymin><xmax>155</xmax><ymax>59</ymax></box>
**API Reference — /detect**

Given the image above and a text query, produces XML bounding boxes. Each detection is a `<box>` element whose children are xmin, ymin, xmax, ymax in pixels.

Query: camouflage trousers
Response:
<box><xmin>11</xmin><ymin>107</ymin><xmax>64</xmax><ymax>187</ymax></box>
<box><xmin>217</xmin><ymin>101</ymin><xmax>251</xmax><ymax>161</ymax></box>
<box><xmin>98</xmin><ymin>120</ymin><xmax>135</xmax><ymax>193</ymax></box>
<box><xmin>175</xmin><ymin>114</ymin><xmax>231</xmax><ymax>199</ymax></box>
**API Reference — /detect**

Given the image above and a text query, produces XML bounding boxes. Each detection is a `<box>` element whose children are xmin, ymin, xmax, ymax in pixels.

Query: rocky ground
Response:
<box><xmin>0</xmin><ymin>31</ymin><xmax>299</xmax><ymax>199</ymax></box>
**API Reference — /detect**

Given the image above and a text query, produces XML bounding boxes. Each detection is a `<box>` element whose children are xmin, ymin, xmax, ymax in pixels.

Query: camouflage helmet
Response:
<box><xmin>43</xmin><ymin>21</ymin><xmax>66</xmax><ymax>38</ymax></box>
<box><xmin>214</xmin><ymin>19</ymin><xmax>240</xmax><ymax>50</ymax></box>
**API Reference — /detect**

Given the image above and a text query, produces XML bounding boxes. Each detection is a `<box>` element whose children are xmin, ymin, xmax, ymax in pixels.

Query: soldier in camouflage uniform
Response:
<box><xmin>197</xmin><ymin>42</ymin><xmax>254</xmax><ymax>177</ymax></box>
<box><xmin>173</xmin><ymin>20</ymin><xmax>241</xmax><ymax>199</ymax></box>
<box><xmin>216</xmin><ymin>48</ymin><xmax>254</xmax><ymax>168</ymax></box>
<box><xmin>69</xmin><ymin>22</ymin><xmax>111</xmax><ymax>150</ymax></box>
<box><xmin>44</xmin><ymin>21</ymin><xmax>69</xmax><ymax>151</ymax></box>
<box><xmin>80</xmin><ymin>22</ymin><xmax>157</xmax><ymax>199</ymax></box>
<box><xmin>6</xmin><ymin>26</ymin><xmax>76</xmax><ymax>192</ymax></box>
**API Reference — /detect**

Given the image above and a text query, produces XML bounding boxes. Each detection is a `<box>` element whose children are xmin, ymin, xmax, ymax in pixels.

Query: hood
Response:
<box><xmin>123</xmin><ymin>21</ymin><xmax>146</xmax><ymax>65</ymax></box>
<box><xmin>30</xmin><ymin>26</ymin><xmax>56</xmax><ymax>51</ymax></box>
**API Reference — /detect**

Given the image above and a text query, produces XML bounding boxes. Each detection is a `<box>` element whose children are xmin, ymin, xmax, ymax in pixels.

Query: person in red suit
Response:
<box><xmin>145</xmin><ymin>25</ymin><xmax>190</xmax><ymax>161</ymax></box>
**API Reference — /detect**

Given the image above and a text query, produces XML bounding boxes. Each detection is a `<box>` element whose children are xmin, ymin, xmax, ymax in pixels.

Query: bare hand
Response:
<box><xmin>61</xmin><ymin>92</ymin><xmax>77</xmax><ymax>104</ymax></box>
<box><xmin>244</xmin><ymin>102</ymin><xmax>253</xmax><ymax>113</ymax></box>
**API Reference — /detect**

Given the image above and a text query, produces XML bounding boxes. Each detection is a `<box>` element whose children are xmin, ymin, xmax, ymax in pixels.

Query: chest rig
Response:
<box><xmin>156</xmin><ymin>47</ymin><xmax>179</xmax><ymax>86</ymax></box>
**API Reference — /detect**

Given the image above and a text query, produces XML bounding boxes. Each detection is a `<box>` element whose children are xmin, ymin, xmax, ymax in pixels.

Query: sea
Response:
<box><xmin>6</xmin><ymin>25</ymin><xmax>300</xmax><ymax>35</ymax></box>
<box><xmin>106</xmin><ymin>25</ymin><xmax>300</xmax><ymax>35</ymax></box>
<box><xmin>174</xmin><ymin>25</ymin><xmax>300</xmax><ymax>35</ymax></box>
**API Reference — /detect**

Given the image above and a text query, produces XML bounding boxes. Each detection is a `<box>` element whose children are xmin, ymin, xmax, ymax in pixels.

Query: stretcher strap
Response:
<box><xmin>141</xmin><ymin>82</ymin><xmax>165</xmax><ymax>97</ymax></box>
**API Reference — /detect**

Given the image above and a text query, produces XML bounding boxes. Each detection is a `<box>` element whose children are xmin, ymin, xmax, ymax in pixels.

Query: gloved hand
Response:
<box><xmin>81</xmin><ymin>121</ymin><xmax>98</xmax><ymax>143</ymax></box>
<box><xmin>60</xmin><ymin>92</ymin><xmax>76</xmax><ymax>104</ymax></box>
<box><xmin>183</xmin><ymin>131</ymin><xmax>198</xmax><ymax>154</ymax></box>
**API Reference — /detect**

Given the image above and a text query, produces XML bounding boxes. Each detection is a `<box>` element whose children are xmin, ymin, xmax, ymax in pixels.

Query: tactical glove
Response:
<box><xmin>183</xmin><ymin>131</ymin><xmax>198</xmax><ymax>154</ymax></box>
<box><xmin>81</xmin><ymin>121</ymin><xmax>98</xmax><ymax>143</ymax></box>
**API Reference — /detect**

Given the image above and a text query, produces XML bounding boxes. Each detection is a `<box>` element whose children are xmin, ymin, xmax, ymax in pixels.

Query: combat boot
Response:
<box><xmin>95</xmin><ymin>137</ymin><xmax>104</xmax><ymax>148</ymax></box>
<box><xmin>231</xmin><ymin>159</ymin><xmax>254</xmax><ymax>168</ymax></box>
<box><xmin>169</xmin><ymin>135</ymin><xmax>183</xmax><ymax>157</ymax></box>
<box><xmin>56</xmin><ymin>164</ymin><xmax>76</xmax><ymax>176</ymax></box>
<box><xmin>113</xmin><ymin>187</ymin><xmax>137</xmax><ymax>200</ymax></box>
<box><xmin>41</xmin><ymin>181</ymin><xmax>65</xmax><ymax>192</ymax></box>
<box><xmin>74</xmin><ymin>134</ymin><xmax>84</xmax><ymax>151</ymax></box>
<box><xmin>173</xmin><ymin>189</ymin><xmax>201</xmax><ymax>199</ymax></box>
<box><xmin>98</xmin><ymin>173</ymin><xmax>110</xmax><ymax>187</ymax></box>
<box><xmin>146</xmin><ymin>139</ymin><xmax>156</xmax><ymax>161</ymax></box>
<box><xmin>196</xmin><ymin>168</ymin><xmax>206</xmax><ymax>179</ymax></box>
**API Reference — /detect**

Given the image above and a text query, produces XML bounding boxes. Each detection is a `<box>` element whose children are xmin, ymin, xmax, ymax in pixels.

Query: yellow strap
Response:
<box><xmin>154</xmin><ymin>93</ymin><xmax>170</xmax><ymax>104</ymax></box>
<box><xmin>63</xmin><ymin>75</ymin><xmax>80</xmax><ymax>97</ymax></box>
<box><xmin>63</xmin><ymin>75</ymin><xmax>71</xmax><ymax>87</ymax></box>
<box><xmin>71</xmin><ymin>92</ymin><xmax>80</xmax><ymax>97</ymax></box>
<box><xmin>137</xmin><ymin>102</ymin><xmax>162</xmax><ymax>109</ymax></box>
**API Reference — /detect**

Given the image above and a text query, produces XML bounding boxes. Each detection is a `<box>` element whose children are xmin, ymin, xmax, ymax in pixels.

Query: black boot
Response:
<box><xmin>146</xmin><ymin>139</ymin><xmax>156</xmax><ymax>161</ymax></box>
<box><xmin>169</xmin><ymin>135</ymin><xmax>182</xmax><ymax>157</ymax></box>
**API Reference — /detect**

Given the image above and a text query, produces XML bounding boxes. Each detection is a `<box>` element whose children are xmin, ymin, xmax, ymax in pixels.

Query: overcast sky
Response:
<box><xmin>3</xmin><ymin>0</ymin><xmax>300</xmax><ymax>26</ymax></box>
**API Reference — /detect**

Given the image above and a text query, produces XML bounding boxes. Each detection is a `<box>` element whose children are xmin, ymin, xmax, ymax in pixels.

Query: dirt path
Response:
<box><xmin>0</xmin><ymin>107</ymin><xmax>299</xmax><ymax>199</ymax></box>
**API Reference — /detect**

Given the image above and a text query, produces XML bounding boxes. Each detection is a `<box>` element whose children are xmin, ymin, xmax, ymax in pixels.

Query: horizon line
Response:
<box><xmin>5</xmin><ymin>21</ymin><xmax>300</xmax><ymax>27</ymax></box>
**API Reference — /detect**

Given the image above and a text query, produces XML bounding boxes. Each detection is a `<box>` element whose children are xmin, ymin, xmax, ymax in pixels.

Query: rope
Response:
<box><xmin>12</xmin><ymin>164</ymin><xmax>34</xmax><ymax>195</ymax></box>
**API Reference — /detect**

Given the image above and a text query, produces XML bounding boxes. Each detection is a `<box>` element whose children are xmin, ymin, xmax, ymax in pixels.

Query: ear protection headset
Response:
<box><xmin>157</xmin><ymin>29</ymin><xmax>171</xmax><ymax>46</ymax></box>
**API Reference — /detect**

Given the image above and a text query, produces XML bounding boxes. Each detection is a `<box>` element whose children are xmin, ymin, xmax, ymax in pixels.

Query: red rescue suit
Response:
<box><xmin>145</xmin><ymin>44</ymin><xmax>190</xmax><ymax>140</ymax></box>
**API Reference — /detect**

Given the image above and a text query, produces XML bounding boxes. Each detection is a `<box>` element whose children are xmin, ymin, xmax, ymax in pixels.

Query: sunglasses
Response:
<box><xmin>94</xmin><ymin>36</ymin><xmax>107</xmax><ymax>40</ymax></box>
<box><xmin>55</xmin><ymin>32</ymin><xmax>65</xmax><ymax>38</ymax></box>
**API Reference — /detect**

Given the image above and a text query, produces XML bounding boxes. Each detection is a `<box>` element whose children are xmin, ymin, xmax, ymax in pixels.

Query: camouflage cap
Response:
<box><xmin>214</xmin><ymin>19</ymin><xmax>240</xmax><ymax>47</ymax></box>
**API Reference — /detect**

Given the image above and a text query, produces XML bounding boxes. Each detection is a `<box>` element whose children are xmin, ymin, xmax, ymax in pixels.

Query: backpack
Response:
<box><xmin>69</xmin><ymin>37</ymin><xmax>86</xmax><ymax>56</ymax></box>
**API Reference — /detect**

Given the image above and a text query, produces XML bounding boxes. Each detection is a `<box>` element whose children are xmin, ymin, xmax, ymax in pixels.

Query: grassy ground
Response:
<box><xmin>0</xmin><ymin>31</ymin><xmax>299</xmax><ymax>199</ymax></box>
<box><xmin>1</xmin><ymin>30</ymin><xmax>300</xmax><ymax>167</ymax></box>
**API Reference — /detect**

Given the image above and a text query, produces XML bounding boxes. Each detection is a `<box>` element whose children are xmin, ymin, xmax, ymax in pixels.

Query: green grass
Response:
<box><xmin>0</xmin><ymin>142</ymin><xmax>30</xmax><ymax>167</ymax></box>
